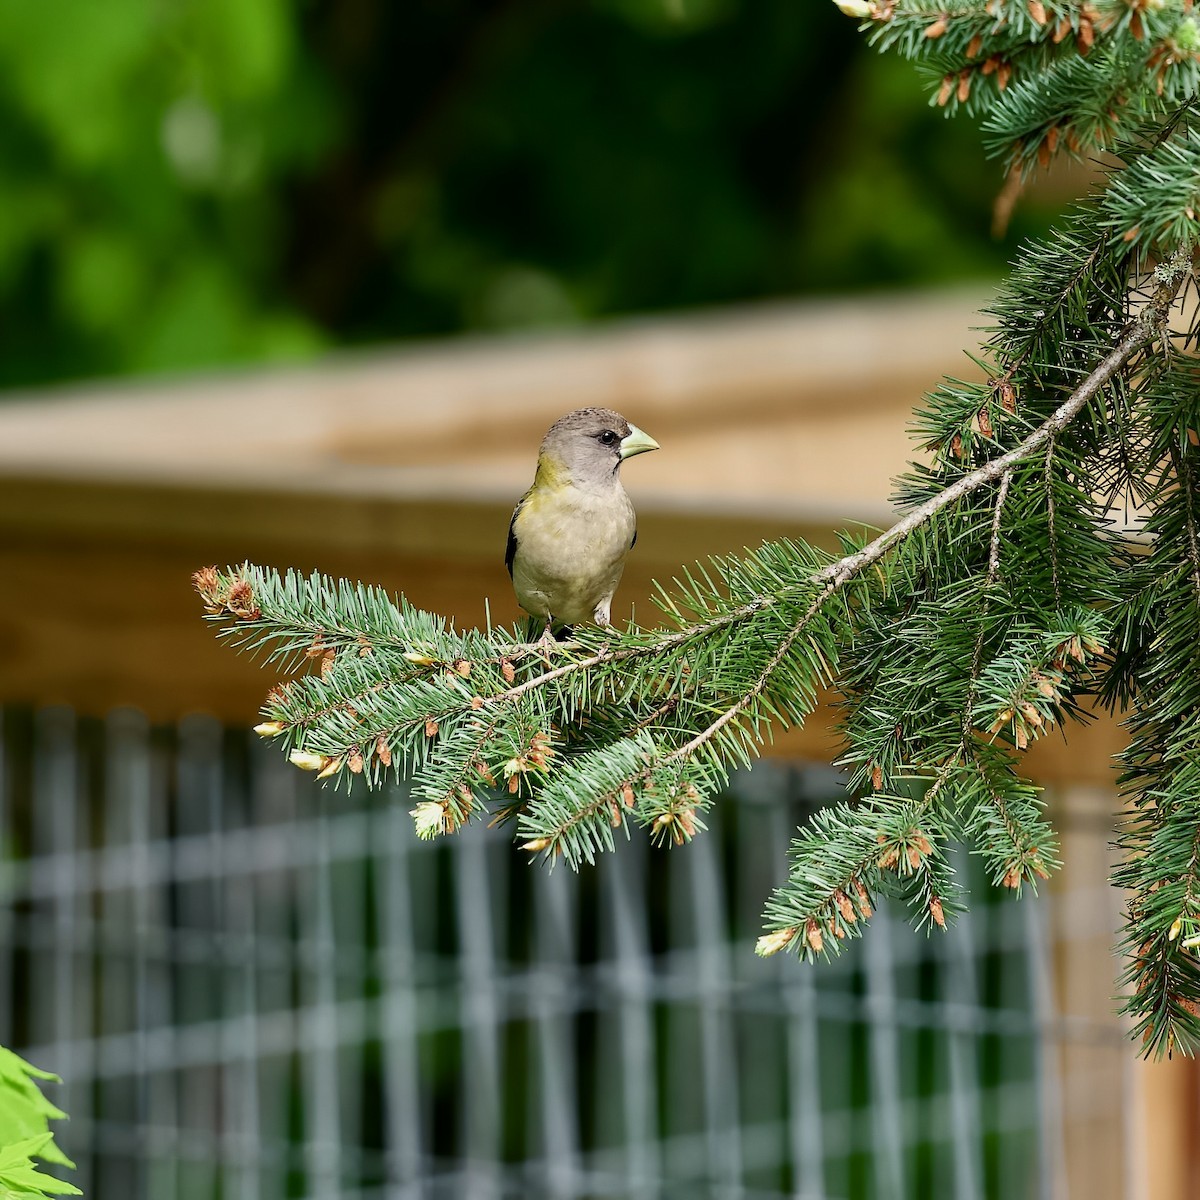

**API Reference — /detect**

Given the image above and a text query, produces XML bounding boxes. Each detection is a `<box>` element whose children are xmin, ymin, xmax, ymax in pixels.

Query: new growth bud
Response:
<box><xmin>315</xmin><ymin>756</ymin><xmax>344</xmax><ymax>780</ymax></box>
<box><xmin>411</xmin><ymin>801</ymin><xmax>447</xmax><ymax>841</ymax></box>
<box><xmin>755</xmin><ymin>927</ymin><xmax>798</xmax><ymax>957</ymax></box>
<box><xmin>288</xmin><ymin>750</ymin><xmax>325</xmax><ymax>771</ymax></box>
<box><xmin>832</xmin><ymin>0</ymin><xmax>873</xmax><ymax>15</ymax></box>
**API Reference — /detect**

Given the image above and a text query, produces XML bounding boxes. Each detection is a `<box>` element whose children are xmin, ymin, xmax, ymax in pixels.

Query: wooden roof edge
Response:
<box><xmin>0</xmin><ymin>283</ymin><xmax>995</xmax><ymax>479</ymax></box>
<box><xmin>0</xmin><ymin>281</ymin><xmax>997</xmax><ymax>407</ymax></box>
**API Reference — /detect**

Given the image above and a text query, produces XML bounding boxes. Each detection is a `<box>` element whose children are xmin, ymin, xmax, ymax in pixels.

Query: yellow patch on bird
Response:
<box><xmin>531</xmin><ymin>452</ymin><xmax>571</xmax><ymax>494</ymax></box>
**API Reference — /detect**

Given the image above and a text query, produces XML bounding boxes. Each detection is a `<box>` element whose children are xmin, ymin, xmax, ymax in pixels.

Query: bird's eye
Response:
<box><xmin>597</xmin><ymin>430</ymin><xmax>618</xmax><ymax>446</ymax></box>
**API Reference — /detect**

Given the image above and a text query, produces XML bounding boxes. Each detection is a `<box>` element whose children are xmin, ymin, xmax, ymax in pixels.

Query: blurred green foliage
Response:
<box><xmin>0</xmin><ymin>0</ymin><xmax>1057</xmax><ymax>388</ymax></box>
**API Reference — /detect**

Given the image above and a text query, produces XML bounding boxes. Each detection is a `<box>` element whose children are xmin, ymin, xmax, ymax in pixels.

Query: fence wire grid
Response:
<box><xmin>0</xmin><ymin>706</ymin><xmax>1130</xmax><ymax>1199</ymax></box>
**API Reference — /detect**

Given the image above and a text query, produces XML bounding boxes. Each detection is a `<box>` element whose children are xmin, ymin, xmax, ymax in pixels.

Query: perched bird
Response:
<box><xmin>506</xmin><ymin>408</ymin><xmax>659</xmax><ymax>636</ymax></box>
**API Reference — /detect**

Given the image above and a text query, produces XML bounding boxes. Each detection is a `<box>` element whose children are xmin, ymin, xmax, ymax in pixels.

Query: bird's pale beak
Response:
<box><xmin>619</xmin><ymin>424</ymin><xmax>660</xmax><ymax>459</ymax></box>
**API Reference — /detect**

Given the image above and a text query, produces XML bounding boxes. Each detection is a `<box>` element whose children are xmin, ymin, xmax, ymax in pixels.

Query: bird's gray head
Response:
<box><xmin>536</xmin><ymin>407</ymin><xmax>659</xmax><ymax>489</ymax></box>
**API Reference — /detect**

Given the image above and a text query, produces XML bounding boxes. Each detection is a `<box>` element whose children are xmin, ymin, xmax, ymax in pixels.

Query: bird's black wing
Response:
<box><xmin>505</xmin><ymin>498</ymin><xmax>523</xmax><ymax>579</ymax></box>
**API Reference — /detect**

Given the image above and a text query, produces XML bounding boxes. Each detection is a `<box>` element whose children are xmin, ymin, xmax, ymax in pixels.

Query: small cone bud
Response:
<box><xmin>192</xmin><ymin>565</ymin><xmax>222</xmax><ymax>601</ymax></box>
<box><xmin>805</xmin><ymin>919</ymin><xmax>824</xmax><ymax>954</ymax></box>
<box><xmin>254</xmin><ymin>721</ymin><xmax>287</xmax><ymax>738</ymax></box>
<box><xmin>226</xmin><ymin>580</ymin><xmax>260</xmax><ymax>620</ymax></box>
<box><xmin>832</xmin><ymin>0</ymin><xmax>873</xmax><ymax>16</ymax></box>
<box><xmin>403</xmin><ymin>651</ymin><xmax>437</xmax><ymax>666</ymax></box>
<box><xmin>522</xmin><ymin>837</ymin><xmax>552</xmax><ymax>853</ymax></box>
<box><xmin>1169</xmin><ymin>917</ymin><xmax>1183</xmax><ymax>940</ymax></box>
<box><xmin>930</xmin><ymin>897</ymin><xmax>946</xmax><ymax>929</ymax></box>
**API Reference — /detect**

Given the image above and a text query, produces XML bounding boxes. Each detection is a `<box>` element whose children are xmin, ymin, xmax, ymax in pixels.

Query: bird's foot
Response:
<box><xmin>535</xmin><ymin>620</ymin><xmax>557</xmax><ymax>663</ymax></box>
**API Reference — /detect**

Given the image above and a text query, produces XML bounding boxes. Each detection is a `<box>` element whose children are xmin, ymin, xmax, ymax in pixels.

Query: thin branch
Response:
<box><xmin>533</xmin><ymin>588</ymin><xmax>836</xmax><ymax>852</ymax></box>
<box><xmin>1045</xmin><ymin>436</ymin><xmax>1062</xmax><ymax>607</ymax></box>
<box><xmin>964</xmin><ymin>473</ymin><xmax>1012</xmax><ymax>737</ymax></box>
<box><xmin>816</xmin><ymin>250</ymin><xmax>1189</xmax><ymax>591</ymax></box>
<box><xmin>1169</xmin><ymin>441</ymin><xmax>1200</xmax><ymax>606</ymax></box>
<box><xmin>483</xmin><ymin>597</ymin><xmax>773</xmax><ymax>707</ymax></box>
<box><xmin>664</xmin><ymin>585</ymin><xmax>834</xmax><ymax>763</ymax></box>
<box><xmin>987</xmin><ymin>468</ymin><xmax>1013</xmax><ymax>584</ymax></box>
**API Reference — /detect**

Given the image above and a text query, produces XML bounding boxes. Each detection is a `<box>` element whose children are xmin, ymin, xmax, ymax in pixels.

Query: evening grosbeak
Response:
<box><xmin>506</xmin><ymin>407</ymin><xmax>659</xmax><ymax>636</ymax></box>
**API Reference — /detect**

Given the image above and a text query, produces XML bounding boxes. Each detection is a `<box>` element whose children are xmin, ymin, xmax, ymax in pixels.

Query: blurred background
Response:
<box><xmin>0</xmin><ymin>0</ymin><xmax>1062</xmax><ymax>390</ymax></box>
<box><xmin>0</xmin><ymin>1</ymin><xmax>1195</xmax><ymax>1197</ymax></box>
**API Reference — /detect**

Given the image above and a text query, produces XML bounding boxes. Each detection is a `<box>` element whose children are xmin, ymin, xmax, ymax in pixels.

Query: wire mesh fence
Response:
<box><xmin>0</xmin><ymin>705</ymin><xmax>1130</xmax><ymax>1199</ymax></box>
